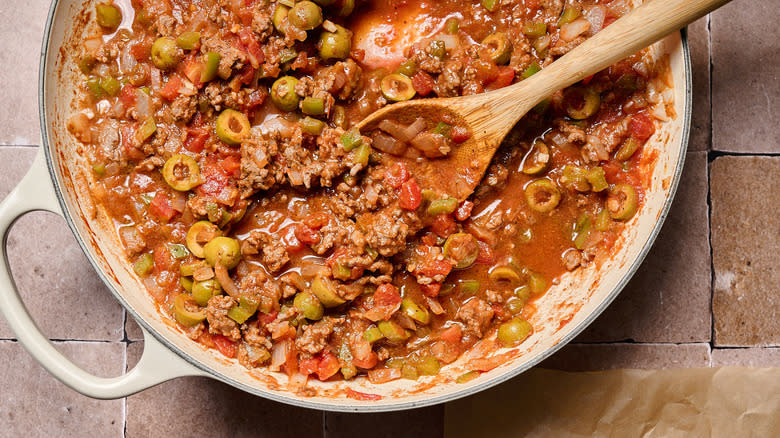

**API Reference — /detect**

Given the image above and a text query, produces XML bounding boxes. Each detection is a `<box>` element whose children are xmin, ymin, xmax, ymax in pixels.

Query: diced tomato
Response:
<box><xmin>238</xmin><ymin>28</ymin><xmax>264</xmax><ymax>68</ymax></box>
<box><xmin>149</xmin><ymin>191</ymin><xmax>176</xmax><ymax>222</ymax></box>
<box><xmin>431</xmin><ymin>214</ymin><xmax>456</xmax><ymax>237</ymax></box>
<box><xmin>451</xmin><ymin>126</ymin><xmax>472</xmax><ymax>144</ymax></box>
<box><xmin>196</xmin><ymin>160</ymin><xmax>230</xmax><ymax>198</ymax></box>
<box><xmin>235</xmin><ymin>65</ymin><xmax>256</xmax><ymax>86</ymax></box>
<box><xmin>384</xmin><ymin>162</ymin><xmax>409</xmax><ymax>188</ymax></box>
<box><xmin>130</xmin><ymin>40</ymin><xmax>151</xmax><ymax>61</ymax></box>
<box><xmin>281</xmin><ymin>224</ymin><xmax>305</xmax><ymax>252</ymax></box>
<box><xmin>316</xmin><ymin>352</ymin><xmax>341</xmax><ymax>381</ymax></box>
<box><xmin>412</xmin><ymin>71</ymin><xmax>435</xmax><ymax>96</ymax></box>
<box><xmin>159</xmin><ymin>75</ymin><xmax>183</xmax><ymax>101</ymax></box>
<box><xmin>294</xmin><ymin>224</ymin><xmax>321</xmax><ymax>245</ymax></box>
<box><xmin>374</xmin><ymin>283</ymin><xmax>402</xmax><ymax>308</ymax></box>
<box><xmin>492</xmin><ymin>303</ymin><xmax>507</xmax><ymax>320</ymax></box>
<box><xmin>455</xmin><ymin>200</ymin><xmax>474</xmax><ymax>221</ymax></box>
<box><xmin>421</xmin><ymin>283</ymin><xmax>441</xmax><ymax>298</ymax></box>
<box><xmin>213</xmin><ymin>334</ymin><xmax>237</xmax><ymax>358</ymax></box>
<box><xmin>119</xmin><ymin>84</ymin><xmax>137</xmax><ymax>107</ymax></box>
<box><xmin>284</xmin><ymin>344</ymin><xmax>299</xmax><ymax>376</ymax></box>
<box><xmin>474</xmin><ymin>59</ymin><xmax>499</xmax><ymax>85</ymax></box>
<box><xmin>476</xmin><ymin>241</ymin><xmax>495</xmax><ymax>264</ymax></box>
<box><xmin>439</xmin><ymin>324</ymin><xmax>462</xmax><ymax>344</ymax></box>
<box><xmin>629</xmin><ymin>112</ymin><xmax>655</xmax><ymax>142</ymax></box>
<box><xmin>420</xmin><ymin>232</ymin><xmax>438</xmax><ymax>246</ymax></box>
<box><xmin>345</xmin><ymin>388</ymin><xmax>382</xmax><ymax>401</ymax></box>
<box><xmin>184</xmin><ymin>127</ymin><xmax>210</xmax><ymax>153</ymax></box>
<box><xmin>298</xmin><ymin>356</ymin><xmax>320</xmax><ymax>376</ymax></box>
<box><xmin>120</xmin><ymin>123</ymin><xmax>145</xmax><ymax>160</ymax></box>
<box><xmin>399</xmin><ymin>178</ymin><xmax>422</xmax><ymax>210</ymax></box>
<box><xmin>416</xmin><ymin>259</ymin><xmax>453</xmax><ymax>280</ymax></box>
<box><xmin>351</xmin><ymin>351</ymin><xmax>378</xmax><ymax>369</ymax></box>
<box><xmin>243</xmin><ymin>88</ymin><xmax>268</xmax><ymax>113</ymax></box>
<box><xmin>153</xmin><ymin>244</ymin><xmax>175</xmax><ymax>272</ymax></box>
<box><xmin>487</xmin><ymin>66</ymin><xmax>515</xmax><ymax>90</ymax></box>
<box><xmin>219</xmin><ymin>155</ymin><xmax>241</xmax><ymax>178</ymax></box>
<box><xmin>326</xmin><ymin>247</ymin><xmax>349</xmax><ymax>267</ymax></box>
<box><xmin>303</xmin><ymin>211</ymin><xmax>330</xmax><ymax>230</ymax></box>
<box><xmin>258</xmin><ymin>311</ymin><xmax>278</xmax><ymax>325</ymax></box>
<box><xmin>180</xmin><ymin>57</ymin><xmax>204</xmax><ymax>88</ymax></box>
<box><xmin>581</xmin><ymin>74</ymin><xmax>595</xmax><ymax>85</ymax></box>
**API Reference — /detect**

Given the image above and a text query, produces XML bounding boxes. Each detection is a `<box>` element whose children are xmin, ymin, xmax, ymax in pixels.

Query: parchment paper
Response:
<box><xmin>444</xmin><ymin>367</ymin><xmax>780</xmax><ymax>437</ymax></box>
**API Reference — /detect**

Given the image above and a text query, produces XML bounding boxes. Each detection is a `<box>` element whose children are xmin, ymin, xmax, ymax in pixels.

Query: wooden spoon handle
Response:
<box><xmin>497</xmin><ymin>0</ymin><xmax>730</xmax><ymax>111</ymax></box>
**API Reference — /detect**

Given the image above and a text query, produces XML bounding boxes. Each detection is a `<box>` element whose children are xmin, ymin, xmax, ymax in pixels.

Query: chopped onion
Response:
<box><xmin>270</xmin><ymin>338</ymin><xmax>291</xmax><ymax>371</ymax></box>
<box><xmin>560</xmin><ymin>18</ymin><xmax>591</xmax><ymax>42</ymax></box>
<box><xmin>404</xmin><ymin>118</ymin><xmax>427</xmax><ymax>140</ymax></box>
<box><xmin>378</xmin><ymin>119</ymin><xmax>409</xmax><ymax>140</ymax></box>
<box><xmin>135</xmin><ymin>90</ymin><xmax>152</xmax><ymax>120</ymax></box>
<box><xmin>171</xmin><ymin>191</ymin><xmax>186</xmax><ymax>212</ymax></box>
<box><xmin>632</xmin><ymin>61</ymin><xmax>650</xmax><ymax>78</ymax></box>
<box><xmin>410</xmin><ymin>132</ymin><xmax>449</xmax><ymax>158</ymax></box>
<box><xmin>288</xmin><ymin>372</ymin><xmax>308</xmax><ymax>390</ymax></box>
<box><xmin>584</xmin><ymin>6</ymin><xmax>606</xmax><ymax>35</ymax></box>
<box><xmin>371</xmin><ymin>132</ymin><xmax>407</xmax><ymax>156</ymax></box>
<box><xmin>426</xmin><ymin>296</ymin><xmax>445</xmax><ymax>315</ymax></box>
<box><xmin>214</xmin><ymin>264</ymin><xmax>240</xmax><ymax>297</ymax></box>
<box><xmin>287</xmin><ymin>170</ymin><xmax>303</xmax><ymax>186</ymax></box>
<box><xmin>260</xmin><ymin>115</ymin><xmax>297</xmax><ymax>136</ymax></box>
<box><xmin>437</xmin><ymin>34</ymin><xmax>461</xmax><ymax>50</ymax></box>
<box><xmin>120</xmin><ymin>43</ymin><xmax>137</xmax><ymax>75</ymax></box>
<box><xmin>150</xmin><ymin>68</ymin><xmax>161</xmax><ymax>91</ymax></box>
<box><xmin>367</xmin><ymin>367</ymin><xmax>401</xmax><ymax>384</ymax></box>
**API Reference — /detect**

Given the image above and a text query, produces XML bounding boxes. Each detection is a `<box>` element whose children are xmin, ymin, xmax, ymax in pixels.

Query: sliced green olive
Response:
<box><xmin>565</xmin><ymin>87</ymin><xmax>601</xmax><ymax>120</ymax></box>
<box><xmin>270</xmin><ymin>76</ymin><xmax>300</xmax><ymax>112</ymax></box>
<box><xmin>615</xmin><ymin>137</ymin><xmax>641</xmax><ymax>161</ymax></box>
<box><xmin>227</xmin><ymin>296</ymin><xmax>259</xmax><ymax>324</ymax></box>
<box><xmin>151</xmin><ymin>37</ymin><xmax>182</xmax><ymax>70</ymax></box>
<box><xmin>489</xmin><ymin>265</ymin><xmax>522</xmax><ymax>284</ymax></box>
<box><xmin>363</xmin><ymin>326</ymin><xmax>384</xmax><ymax>343</ymax></box>
<box><xmin>311</xmin><ymin>274</ymin><xmax>346</xmax><ymax>307</ymax></box>
<box><xmin>607</xmin><ymin>183</ymin><xmax>638</xmax><ymax>221</ymax></box>
<box><xmin>95</xmin><ymin>3</ymin><xmax>122</xmax><ymax>30</ymax></box>
<box><xmin>497</xmin><ymin>317</ymin><xmax>533</xmax><ymax>347</ymax></box>
<box><xmin>192</xmin><ymin>279</ymin><xmax>222</xmax><ymax>306</ymax></box>
<box><xmin>396</xmin><ymin>59</ymin><xmax>417</xmax><ymax>77</ymax></box>
<box><xmin>203</xmin><ymin>236</ymin><xmax>241</xmax><ymax>269</ymax></box>
<box><xmin>482</xmin><ymin>32</ymin><xmax>513</xmax><ymax>65</ymax></box>
<box><xmin>586</xmin><ymin>167</ymin><xmax>608</xmax><ymax>192</ymax></box>
<box><xmin>215</xmin><ymin>109</ymin><xmax>251</xmax><ymax>145</ymax></box>
<box><xmin>174</xmin><ymin>293</ymin><xmax>206</xmax><ymax>327</ymax></box>
<box><xmin>318</xmin><ymin>25</ymin><xmax>352</xmax><ymax>60</ymax></box>
<box><xmin>200</xmin><ymin>51</ymin><xmax>221</xmax><ymax>83</ymax></box>
<box><xmin>521</xmin><ymin>141</ymin><xmax>550</xmax><ymax>175</ymax></box>
<box><xmin>427</xmin><ymin>197</ymin><xmax>458</xmax><ymax>216</ymax></box>
<box><xmin>523</xmin><ymin>22</ymin><xmax>547</xmax><ymax>38</ymax></box>
<box><xmin>595</xmin><ymin>208</ymin><xmax>610</xmax><ymax>231</ymax></box>
<box><xmin>180</xmin><ymin>276</ymin><xmax>193</xmax><ymax>293</ymax></box>
<box><xmin>524</xmin><ymin>179</ymin><xmax>561</xmax><ymax>213</ymax></box>
<box><xmin>558</xmin><ymin>6</ymin><xmax>581</xmax><ymax>26</ymax></box>
<box><xmin>562</xmin><ymin>165</ymin><xmax>591</xmax><ymax>192</ymax></box>
<box><xmin>180</xmin><ymin>260</ymin><xmax>207</xmax><ymax>277</ymax></box>
<box><xmin>294</xmin><ymin>290</ymin><xmax>324</xmax><ymax>320</ymax></box>
<box><xmin>176</xmin><ymin>31</ymin><xmax>201</xmax><ymax>50</ymax></box>
<box><xmin>272</xmin><ymin>4</ymin><xmax>290</xmax><ymax>32</ymax></box>
<box><xmin>505</xmin><ymin>297</ymin><xmax>525</xmax><ymax>315</ymax></box>
<box><xmin>380</xmin><ymin>73</ymin><xmax>416</xmax><ymax>102</ymax></box>
<box><xmin>459</xmin><ymin>279</ymin><xmax>480</xmax><ymax>295</ymax></box>
<box><xmin>186</xmin><ymin>221</ymin><xmax>221</xmax><ymax>258</ymax></box>
<box><xmin>401</xmin><ymin>298</ymin><xmax>430</xmax><ymax>325</ymax></box>
<box><xmin>301</xmin><ymin>97</ymin><xmax>325</xmax><ymax>116</ymax></box>
<box><xmin>135</xmin><ymin>117</ymin><xmax>157</xmax><ymax>144</ymax></box>
<box><xmin>378</xmin><ymin>320</ymin><xmax>410</xmax><ymax>343</ymax></box>
<box><xmin>162</xmin><ymin>154</ymin><xmax>202</xmax><ymax>191</ymax></box>
<box><xmin>415</xmin><ymin>355</ymin><xmax>441</xmax><ymax>376</ymax></box>
<box><xmin>528</xmin><ymin>272</ymin><xmax>547</xmax><ymax>295</ymax></box>
<box><xmin>288</xmin><ymin>1</ymin><xmax>323</xmax><ymax>30</ymax></box>
<box><xmin>443</xmin><ymin>233</ymin><xmax>479</xmax><ymax>269</ymax></box>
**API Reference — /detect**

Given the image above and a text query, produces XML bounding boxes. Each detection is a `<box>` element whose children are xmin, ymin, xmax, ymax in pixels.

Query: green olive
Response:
<box><xmin>311</xmin><ymin>274</ymin><xmax>346</xmax><ymax>307</ymax></box>
<box><xmin>162</xmin><ymin>154</ymin><xmax>202</xmax><ymax>191</ymax></box>
<box><xmin>380</xmin><ymin>73</ymin><xmax>416</xmax><ymax>102</ymax></box>
<box><xmin>443</xmin><ymin>233</ymin><xmax>479</xmax><ymax>269</ymax></box>
<box><xmin>497</xmin><ymin>318</ymin><xmax>533</xmax><ymax>347</ymax></box>
<box><xmin>607</xmin><ymin>183</ymin><xmax>638</xmax><ymax>221</ymax></box>
<box><xmin>521</xmin><ymin>141</ymin><xmax>550</xmax><ymax>175</ymax></box>
<box><xmin>337</xmin><ymin>0</ymin><xmax>355</xmax><ymax>16</ymax></box>
<box><xmin>289</xmin><ymin>1</ymin><xmax>323</xmax><ymax>30</ymax></box>
<box><xmin>173</xmin><ymin>294</ymin><xmax>206</xmax><ymax>327</ymax></box>
<box><xmin>270</xmin><ymin>76</ymin><xmax>300</xmax><ymax>112</ymax></box>
<box><xmin>203</xmin><ymin>236</ymin><xmax>242</xmax><ymax>269</ymax></box>
<box><xmin>401</xmin><ymin>298</ymin><xmax>430</xmax><ymax>325</ymax></box>
<box><xmin>151</xmin><ymin>37</ymin><xmax>182</xmax><ymax>70</ymax></box>
<box><xmin>272</xmin><ymin>4</ymin><xmax>290</xmax><ymax>33</ymax></box>
<box><xmin>192</xmin><ymin>279</ymin><xmax>222</xmax><ymax>306</ymax></box>
<box><xmin>377</xmin><ymin>320</ymin><xmax>410</xmax><ymax>343</ymax></box>
<box><xmin>489</xmin><ymin>265</ymin><xmax>523</xmax><ymax>284</ymax></box>
<box><xmin>294</xmin><ymin>291</ymin><xmax>324</xmax><ymax>320</ymax></box>
<box><xmin>186</xmin><ymin>221</ymin><xmax>221</xmax><ymax>258</ymax></box>
<box><xmin>524</xmin><ymin>179</ymin><xmax>561</xmax><ymax>213</ymax></box>
<box><xmin>482</xmin><ymin>32</ymin><xmax>513</xmax><ymax>65</ymax></box>
<box><xmin>318</xmin><ymin>25</ymin><xmax>352</xmax><ymax>60</ymax></box>
<box><xmin>216</xmin><ymin>109</ymin><xmax>251</xmax><ymax>145</ymax></box>
<box><xmin>565</xmin><ymin>87</ymin><xmax>601</xmax><ymax>120</ymax></box>
<box><xmin>95</xmin><ymin>3</ymin><xmax>122</xmax><ymax>30</ymax></box>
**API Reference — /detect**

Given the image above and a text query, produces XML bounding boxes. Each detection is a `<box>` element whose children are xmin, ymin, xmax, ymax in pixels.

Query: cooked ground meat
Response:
<box><xmin>206</xmin><ymin>295</ymin><xmax>241</xmax><ymax>341</ymax></box>
<box><xmin>295</xmin><ymin>317</ymin><xmax>344</xmax><ymax>355</ymax></box>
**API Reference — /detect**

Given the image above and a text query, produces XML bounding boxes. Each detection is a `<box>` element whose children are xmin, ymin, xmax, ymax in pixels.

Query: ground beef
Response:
<box><xmin>206</xmin><ymin>295</ymin><xmax>241</xmax><ymax>341</ymax></box>
<box><xmin>241</xmin><ymin>230</ymin><xmax>290</xmax><ymax>273</ymax></box>
<box><xmin>202</xmin><ymin>36</ymin><xmax>247</xmax><ymax>79</ymax></box>
<box><xmin>562</xmin><ymin>248</ymin><xmax>582</xmax><ymax>271</ymax></box>
<box><xmin>360</xmin><ymin>207</ymin><xmax>422</xmax><ymax>257</ymax></box>
<box><xmin>251</xmin><ymin>8</ymin><xmax>274</xmax><ymax>41</ymax></box>
<box><xmin>556</xmin><ymin>120</ymin><xmax>587</xmax><ymax>143</ymax></box>
<box><xmin>295</xmin><ymin>317</ymin><xmax>344</xmax><ymax>355</ymax></box>
<box><xmin>169</xmin><ymin>94</ymin><xmax>197</xmax><ymax>122</ymax></box>
<box><xmin>435</xmin><ymin>60</ymin><xmax>463</xmax><ymax>97</ymax></box>
<box><xmin>456</xmin><ymin>298</ymin><xmax>495</xmax><ymax>337</ymax></box>
<box><xmin>551</xmin><ymin>35</ymin><xmax>586</xmax><ymax>57</ymax></box>
<box><xmin>155</xmin><ymin>15</ymin><xmax>177</xmax><ymax>37</ymax></box>
<box><xmin>239</xmin><ymin>132</ymin><xmax>284</xmax><ymax>197</ymax></box>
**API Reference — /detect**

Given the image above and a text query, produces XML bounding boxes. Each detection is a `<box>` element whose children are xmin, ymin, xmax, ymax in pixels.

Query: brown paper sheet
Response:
<box><xmin>444</xmin><ymin>367</ymin><xmax>780</xmax><ymax>437</ymax></box>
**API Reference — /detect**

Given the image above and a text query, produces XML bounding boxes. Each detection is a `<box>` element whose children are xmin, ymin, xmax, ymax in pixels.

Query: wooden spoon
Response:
<box><xmin>356</xmin><ymin>0</ymin><xmax>730</xmax><ymax>201</ymax></box>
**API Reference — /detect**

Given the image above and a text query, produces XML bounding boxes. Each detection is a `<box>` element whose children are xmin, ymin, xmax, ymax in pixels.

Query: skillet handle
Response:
<box><xmin>0</xmin><ymin>150</ymin><xmax>207</xmax><ymax>399</ymax></box>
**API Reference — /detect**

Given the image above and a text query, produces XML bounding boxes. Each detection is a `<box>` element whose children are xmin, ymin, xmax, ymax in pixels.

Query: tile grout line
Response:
<box><xmin>706</xmin><ymin>12</ymin><xmax>717</xmax><ymax>355</ymax></box>
<box><xmin>122</xmin><ymin>309</ymin><xmax>128</xmax><ymax>438</ymax></box>
<box><xmin>322</xmin><ymin>410</ymin><xmax>327</xmax><ymax>438</ymax></box>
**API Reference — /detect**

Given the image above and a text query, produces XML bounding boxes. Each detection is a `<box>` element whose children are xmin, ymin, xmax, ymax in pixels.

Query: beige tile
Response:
<box><xmin>687</xmin><ymin>16</ymin><xmax>710</xmax><ymax>151</ymax></box>
<box><xmin>0</xmin><ymin>340</ymin><xmax>124</xmax><ymax>436</ymax></box>
<box><xmin>711</xmin><ymin>348</ymin><xmax>780</xmax><ymax>367</ymax></box>
<box><xmin>0</xmin><ymin>0</ymin><xmax>50</xmax><ymax>145</ymax></box>
<box><xmin>125</xmin><ymin>342</ymin><xmax>324</xmax><ymax>438</ymax></box>
<box><xmin>0</xmin><ymin>148</ymin><xmax>123</xmax><ymax>341</ymax></box>
<box><xmin>576</xmin><ymin>151</ymin><xmax>711</xmax><ymax>343</ymax></box>
<box><xmin>711</xmin><ymin>1</ymin><xmax>778</xmax><ymax>153</ymax></box>
<box><xmin>541</xmin><ymin>343</ymin><xmax>712</xmax><ymax>372</ymax></box>
<box><xmin>125</xmin><ymin>314</ymin><xmax>145</xmax><ymax>341</ymax></box>
<box><xmin>325</xmin><ymin>406</ymin><xmax>444</xmax><ymax>438</ymax></box>
<box><xmin>711</xmin><ymin>156</ymin><xmax>780</xmax><ymax>346</ymax></box>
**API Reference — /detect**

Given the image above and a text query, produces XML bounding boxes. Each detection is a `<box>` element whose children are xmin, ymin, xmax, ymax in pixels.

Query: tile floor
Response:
<box><xmin>0</xmin><ymin>0</ymin><xmax>777</xmax><ymax>436</ymax></box>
